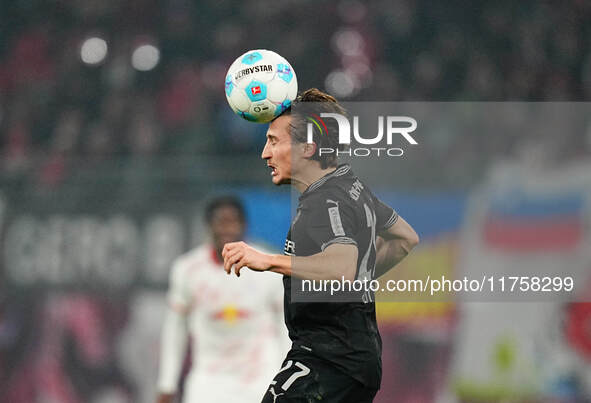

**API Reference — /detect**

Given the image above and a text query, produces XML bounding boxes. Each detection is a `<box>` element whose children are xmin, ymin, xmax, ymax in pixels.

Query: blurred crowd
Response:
<box><xmin>1</xmin><ymin>0</ymin><xmax>590</xmax><ymax>190</ymax></box>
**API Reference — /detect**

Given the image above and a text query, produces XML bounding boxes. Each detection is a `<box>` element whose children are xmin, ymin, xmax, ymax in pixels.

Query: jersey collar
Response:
<box><xmin>302</xmin><ymin>164</ymin><xmax>351</xmax><ymax>196</ymax></box>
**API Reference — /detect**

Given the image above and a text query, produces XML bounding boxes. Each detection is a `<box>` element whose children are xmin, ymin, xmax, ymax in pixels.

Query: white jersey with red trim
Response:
<box><xmin>161</xmin><ymin>244</ymin><xmax>289</xmax><ymax>403</ymax></box>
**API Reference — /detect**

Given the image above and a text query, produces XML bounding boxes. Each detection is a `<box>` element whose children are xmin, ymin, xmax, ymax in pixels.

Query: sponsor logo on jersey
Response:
<box><xmin>234</xmin><ymin>64</ymin><xmax>273</xmax><ymax>80</ymax></box>
<box><xmin>211</xmin><ymin>305</ymin><xmax>250</xmax><ymax>324</ymax></box>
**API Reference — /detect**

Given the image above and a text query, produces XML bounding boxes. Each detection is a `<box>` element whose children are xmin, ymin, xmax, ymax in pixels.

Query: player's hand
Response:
<box><xmin>222</xmin><ymin>241</ymin><xmax>272</xmax><ymax>277</ymax></box>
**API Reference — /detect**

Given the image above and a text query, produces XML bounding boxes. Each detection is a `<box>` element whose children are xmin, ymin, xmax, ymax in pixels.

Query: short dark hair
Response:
<box><xmin>281</xmin><ymin>88</ymin><xmax>347</xmax><ymax>169</ymax></box>
<box><xmin>204</xmin><ymin>195</ymin><xmax>246</xmax><ymax>224</ymax></box>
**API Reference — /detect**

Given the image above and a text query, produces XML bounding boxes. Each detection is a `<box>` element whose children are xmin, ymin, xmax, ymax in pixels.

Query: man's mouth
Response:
<box><xmin>268</xmin><ymin>164</ymin><xmax>278</xmax><ymax>177</ymax></box>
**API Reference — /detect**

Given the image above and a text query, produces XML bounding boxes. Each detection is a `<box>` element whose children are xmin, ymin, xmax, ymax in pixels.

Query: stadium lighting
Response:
<box><xmin>131</xmin><ymin>44</ymin><xmax>160</xmax><ymax>71</ymax></box>
<box><xmin>333</xmin><ymin>29</ymin><xmax>364</xmax><ymax>57</ymax></box>
<box><xmin>80</xmin><ymin>37</ymin><xmax>108</xmax><ymax>65</ymax></box>
<box><xmin>325</xmin><ymin>70</ymin><xmax>357</xmax><ymax>98</ymax></box>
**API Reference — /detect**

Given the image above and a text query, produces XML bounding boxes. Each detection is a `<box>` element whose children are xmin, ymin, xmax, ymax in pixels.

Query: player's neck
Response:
<box><xmin>292</xmin><ymin>165</ymin><xmax>337</xmax><ymax>193</ymax></box>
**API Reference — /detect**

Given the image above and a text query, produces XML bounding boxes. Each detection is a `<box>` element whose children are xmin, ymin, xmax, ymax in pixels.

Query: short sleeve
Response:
<box><xmin>302</xmin><ymin>194</ymin><xmax>359</xmax><ymax>251</ymax></box>
<box><xmin>374</xmin><ymin>196</ymin><xmax>398</xmax><ymax>231</ymax></box>
<box><xmin>167</xmin><ymin>258</ymin><xmax>192</xmax><ymax>313</ymax></box>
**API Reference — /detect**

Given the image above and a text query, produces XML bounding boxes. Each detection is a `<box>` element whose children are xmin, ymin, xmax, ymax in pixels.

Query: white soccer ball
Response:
<box><xmin>225</xmin><ymin>49</ymin><xmax>298</xmax><ymax>123</ymax></box>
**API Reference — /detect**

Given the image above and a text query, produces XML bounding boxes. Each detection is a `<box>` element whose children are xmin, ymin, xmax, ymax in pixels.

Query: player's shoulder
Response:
<box><xmin>170</xmin><ymin>244</ymin><xmax>211</xmax><ymax>276</ymax></box>
<box><xmin>330</xmin><ymin>170</ymin><xmax>381</xmax><ymax>208</ymax></box>
<box><xmin>312</xmin><ymin>165</ymin><xmax>368</xmax><ymax>198</ymax></box>
<box><xmin>305</xmin><ymin>178</ymin><xmax>365</xmax><ymax>213</ymax></box>
<box><xmin>304</xmin><ymin>179</ymin><xmax>353</xmax><ymax>205</ymax></box>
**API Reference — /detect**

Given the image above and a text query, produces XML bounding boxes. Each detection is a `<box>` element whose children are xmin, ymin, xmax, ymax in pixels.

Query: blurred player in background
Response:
<box><xmin>156</xmin><ymin>196</ymin><xmax>289</xmax><ymax>403</ymax></box>
<box><xmin>223</xmin><ymin>89</ymin><xmax>419</xmax><ymax>402</ymax></box>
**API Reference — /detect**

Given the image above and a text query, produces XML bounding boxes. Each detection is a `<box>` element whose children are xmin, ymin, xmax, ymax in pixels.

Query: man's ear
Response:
<box><xmin>302</xmin><ymin>141</ymin><xmax>317</xmax><ymax>158</ymax></box>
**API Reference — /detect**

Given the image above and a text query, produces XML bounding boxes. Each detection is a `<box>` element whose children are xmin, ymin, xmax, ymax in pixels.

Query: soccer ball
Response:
<box><xmin>225</xmin><ymin>49</ymin><xmax>298</xmax><ymax>123</ymax></box>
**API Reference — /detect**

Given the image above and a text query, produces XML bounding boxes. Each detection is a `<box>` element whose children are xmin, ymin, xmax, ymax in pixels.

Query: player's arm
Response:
<box><xmin>156</xmin><ymin>308</ymin><xmax>189</xmax><ymax>403</ymax></box>
<box><xmin>223</xmin><ymin>194</ymin><xmax>359</xmax><ymax>281</ymax></box>
<box><xmin>374</xmin><ymin>215</ymin><xmax>419</xmax><ymax>278</ymax></box>
<box><xmin>222</xmin><ymin>241</ymin><xmax>357</xmax><ymax>281</ymax></box>
<box><xmin>156</xmin><ymin>260</ymin><xmax>191</xmax><ymax>403</ymax></box>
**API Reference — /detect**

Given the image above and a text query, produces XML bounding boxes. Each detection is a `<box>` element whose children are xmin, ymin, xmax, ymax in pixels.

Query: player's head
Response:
<box><xmin>262</xmin><ymin>88</ymin><xmax>346</xmax><ymax>185</ymax></box>
<box><xmin>204</xmin><ymin>195</ymin><xmax>246</xmax><ymax>253</ymax></box>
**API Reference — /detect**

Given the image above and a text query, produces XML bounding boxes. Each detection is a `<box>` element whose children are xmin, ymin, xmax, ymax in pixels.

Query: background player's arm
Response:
<box><xmin>156</xmin><ymin>308</ymin><xmax>189</xmax><ymax>403</ymax></box>
<box><xmin>156</xmin><ymin>259</ymin><xmax>191</xmax><ymax>403</ymax></box>
<box><xmin>374</xmin><ymin>216</ymin><xmax>419</xmax><ymax>278</ymax></box>
<box><xmin>223</xmin><ymin>242</ymin><xmax>358</xmax><ymax>281</ymax></box>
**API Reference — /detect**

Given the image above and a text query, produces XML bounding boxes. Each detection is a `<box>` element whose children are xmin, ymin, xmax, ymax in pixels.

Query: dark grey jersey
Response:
<box><xmin>282</xmin><ymin>164</ymin><xmax>398</xmax><ymax>388</ymax></box>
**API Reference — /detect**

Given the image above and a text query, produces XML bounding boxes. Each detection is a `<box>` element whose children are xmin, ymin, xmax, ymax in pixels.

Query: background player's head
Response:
<box><xmin>204</xmin><ymin>195</ymin><xmax>246</xmax><ymax>255</ymax></box>
<box><xmin>262</xmin><ymin>88</ymin><xmax>346</xmax><ymax>185</ymax></box>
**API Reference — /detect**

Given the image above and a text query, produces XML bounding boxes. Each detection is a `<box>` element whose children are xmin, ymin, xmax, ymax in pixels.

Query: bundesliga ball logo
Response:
<box><xmin>225</xmin><ymin>49</ymin><xmax>298</xmax><ymax>123</ymax></box>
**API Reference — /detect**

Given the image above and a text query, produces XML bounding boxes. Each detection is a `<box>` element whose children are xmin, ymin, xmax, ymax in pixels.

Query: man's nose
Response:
<box><xmin>261</xmin><ymin>142</ymin><xmax>271</xmax><ymax>159</ymax></box>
